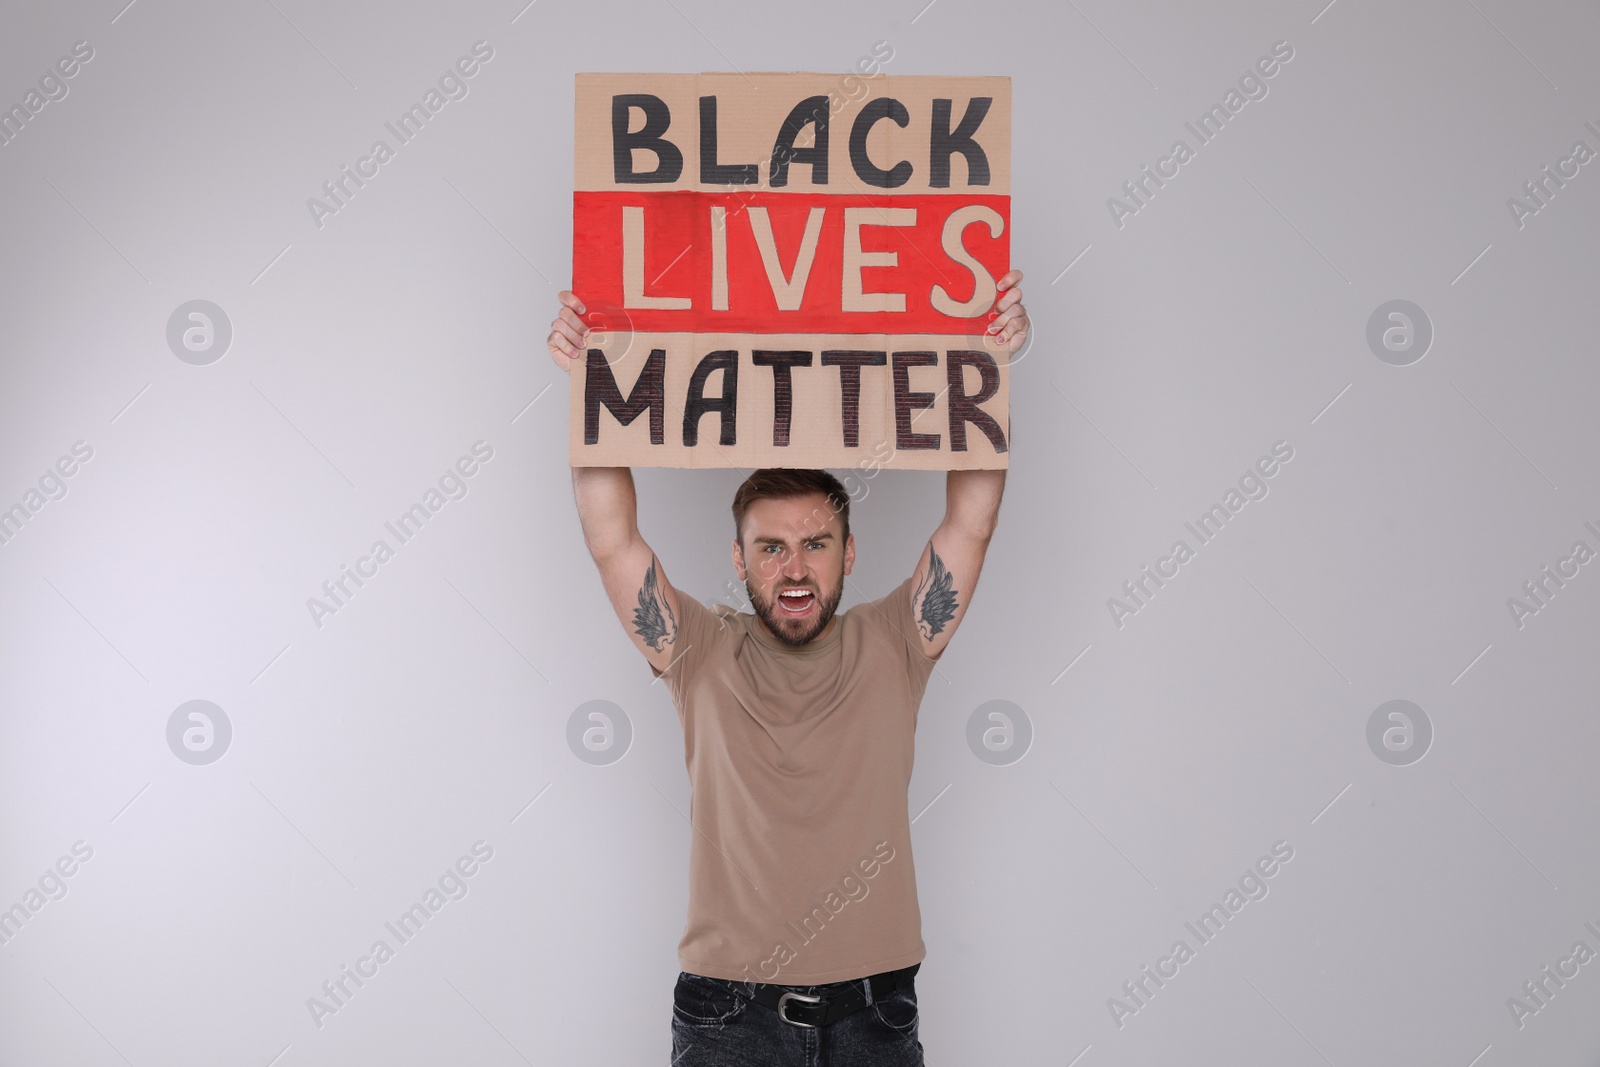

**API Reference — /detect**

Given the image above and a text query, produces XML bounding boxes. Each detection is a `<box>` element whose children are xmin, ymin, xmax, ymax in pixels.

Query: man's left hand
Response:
<box><xmin>988</xmin><ymin>268</ymin><xmax>1029</xmax><ymax>354</ymax></box>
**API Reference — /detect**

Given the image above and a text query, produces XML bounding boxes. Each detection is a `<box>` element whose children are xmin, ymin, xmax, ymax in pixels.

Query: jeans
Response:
<box><xmin>670</xmin><ymin>969</ymin><xmax>926</xmax><ymax>1066</ymax></box>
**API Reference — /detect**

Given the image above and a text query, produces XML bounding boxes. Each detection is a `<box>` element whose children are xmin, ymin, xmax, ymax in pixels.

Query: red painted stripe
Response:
<box><xmin>572</xmin><ymin>190</ymin><xmax>1011</xmax><ymax>334</ymax></box>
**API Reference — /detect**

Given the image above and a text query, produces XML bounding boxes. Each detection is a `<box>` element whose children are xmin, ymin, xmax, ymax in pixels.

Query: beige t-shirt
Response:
<box><xmin>650</xmin><ymin>574</ymin><xmax>938</xmax><ymax>985</ymax></box>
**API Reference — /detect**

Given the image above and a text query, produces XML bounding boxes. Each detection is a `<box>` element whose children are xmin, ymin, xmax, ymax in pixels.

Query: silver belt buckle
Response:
<box><xmin>777</xmin><ymin>990</ymin><xmax>822</xmax><ymax>1028</ymax></box>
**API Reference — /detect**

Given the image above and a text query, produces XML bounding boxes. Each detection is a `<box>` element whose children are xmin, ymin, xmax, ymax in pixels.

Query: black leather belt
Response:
<box><xmin>743</xmin><ymin>963</ymin><xmax>919</xmax><ymax>1028</ymax></box>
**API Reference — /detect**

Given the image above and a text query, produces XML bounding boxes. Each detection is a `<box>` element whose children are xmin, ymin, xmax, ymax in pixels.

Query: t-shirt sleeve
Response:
<box><xmin>646</xmin><ymin>587</ymin><xmax>727</xmax><ymax>704</ymax></box>
<box><xmin>871</xmin><ymin>574</ymin><xmax>939</xmax><ymax>702</ymax></box>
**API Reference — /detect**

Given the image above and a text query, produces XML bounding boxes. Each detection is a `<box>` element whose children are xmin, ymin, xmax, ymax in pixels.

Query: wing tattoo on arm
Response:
<box><xmin>632</xmin><ymin>553</ymin><xmax>679</xmax><ymax>652</ymax></box>
<box><xmin>913</xmin><ymin>541</ymin><xmax>960</xmax><ymax>640</ymax></box>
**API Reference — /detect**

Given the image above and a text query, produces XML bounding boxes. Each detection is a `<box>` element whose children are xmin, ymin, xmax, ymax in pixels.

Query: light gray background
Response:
<box><xmin>2</xmin><ymin>0</ymin><xmax>1598</xmax><ymax>1064</ymax></box>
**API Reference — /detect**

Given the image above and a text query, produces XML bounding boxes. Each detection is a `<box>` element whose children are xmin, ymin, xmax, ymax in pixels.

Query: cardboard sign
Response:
<box><xmin>569</xmin><ymin>72</ymin><xmax>1012</xmax><ymax>470</ymax></box>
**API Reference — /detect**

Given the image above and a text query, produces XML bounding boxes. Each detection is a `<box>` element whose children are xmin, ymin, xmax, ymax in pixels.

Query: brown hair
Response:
<box><xmin>731</xmin><ymin>469</ymin><xmax>850</xmax><ymax>550</ymax></box>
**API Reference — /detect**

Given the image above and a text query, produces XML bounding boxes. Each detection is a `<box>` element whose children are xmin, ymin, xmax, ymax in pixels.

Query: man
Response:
<box><xmin>546</xmin><ymin>271</ymin><xmax>1028</xmax><ymax>1065</ymax></box>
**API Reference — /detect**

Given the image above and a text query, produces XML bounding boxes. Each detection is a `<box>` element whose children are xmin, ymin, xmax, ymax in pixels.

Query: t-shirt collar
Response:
<box><xmin>744</xmin><ymin>605</ymin><xmax>846</xmax><ymax>654</ymax></box>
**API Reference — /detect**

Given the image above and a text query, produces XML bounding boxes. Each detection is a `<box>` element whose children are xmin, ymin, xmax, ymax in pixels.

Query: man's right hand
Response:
<box><xmin>545</xmin><ymin>290</ymin><xmax>590</xmax><ymax>373</ymax></box>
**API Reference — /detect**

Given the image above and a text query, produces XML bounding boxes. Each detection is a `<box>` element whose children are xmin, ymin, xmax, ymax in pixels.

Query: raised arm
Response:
<box><xmin>909</xmin><ymin>469</ymin><xmax>1005</xmax><ymax>661</ymax></box>
<box><xmin>551</xmin><ymin>291</ymin><xmax>688</xmax><ymax>674</ymax></box>
<box><xmin>571</xmin><ymin>466</ymin><xmax>688</xmax><ymax>674</ymax></box>
<box><xmin>906</xmin><ymin>268</ymin><xmax>1026</xmax><ymax>660</ymax></box>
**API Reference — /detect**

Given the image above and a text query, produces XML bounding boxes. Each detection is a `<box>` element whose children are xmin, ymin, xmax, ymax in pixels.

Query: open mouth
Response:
<box><xmin>776</xmin><ymin>588</ymin><xmax>816</xmax><ymax>616</ymax></box>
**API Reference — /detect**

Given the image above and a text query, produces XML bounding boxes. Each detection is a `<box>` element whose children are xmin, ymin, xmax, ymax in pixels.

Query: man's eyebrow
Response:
<box><xmin>752</xmin><ymin>531</ymin><xmax>835</xmax><ymax>545</ymax></box>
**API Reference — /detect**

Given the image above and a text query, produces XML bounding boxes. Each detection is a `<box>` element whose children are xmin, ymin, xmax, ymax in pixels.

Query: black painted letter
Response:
<box><xmin>700</xmin><ymin>97</ymin><xmax>759</xmax><ymax>185</ymax></box>
<box><xmin>849</xmin><ymin>98</ymin><xmax>911</xmax><ymax>188</ymax></box>
<box><xmin>822</xmin><ymin>350</ymin><xmax>887</xmax><ymax>448</ymax></box>
<box><xmin>585</xmin><ymin>348</ymin><xmax>666</xmax><ymax>443</ymax></box>
<box><xmin>683</xmin><ymin>349</ymin><xmax>740</xmax><ymax>446</ymax></box>
<box><xmin>946</xmin><ymin>350</ymin><xmax>1007</xmax><ymax>452</ymax></box>
<box><xmin>770</xmin><ymin>96</ymin><xmax>830</xmax><ymax>187</ymax></box>
<box><xmin>892</xmin><ymin>350</ymin><xmax>941</xmax><ymax>450</ymax></box>
<box><xmin>612</xmin><ymin>95</ymin><xmax>683</xmax><ymax>184</ymax></box>
<box><xmin>929</xmin><ymin>97</ymin><xmax>992</xmax><ymax>188</ymax></box>
<box><xmin>753</xmin><ymin>351</ymin><xmax>813</xmax><ymax>446</ymax></box>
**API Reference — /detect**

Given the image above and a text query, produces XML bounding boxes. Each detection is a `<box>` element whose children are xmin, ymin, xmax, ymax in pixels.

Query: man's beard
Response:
<box><xmin>748</xmin><ymin>576</ymin><xmax>845</xmax><ymax>647</ymax></box>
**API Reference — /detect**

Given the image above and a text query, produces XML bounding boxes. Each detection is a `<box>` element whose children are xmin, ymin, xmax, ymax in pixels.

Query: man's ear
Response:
<box><xmin>844</xmin><ymin>533</ymin><xmax>855</xmax><ymax>574</ymax></box>
<box><xmin>732</xmin><ymin>538</ymin><xmax>746</xmax><ymax>580</ymax></box>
